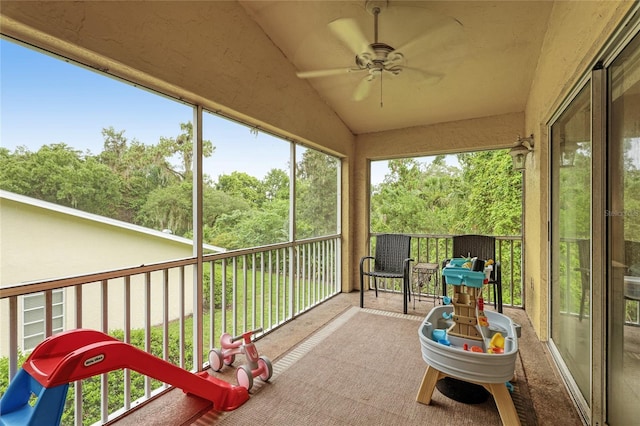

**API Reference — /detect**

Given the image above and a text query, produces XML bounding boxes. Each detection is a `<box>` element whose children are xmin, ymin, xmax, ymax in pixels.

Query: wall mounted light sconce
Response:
<box><xmin>509</xmin><ymin>134</ymin><xmax>534</xmax><ymax>171</ymax></box>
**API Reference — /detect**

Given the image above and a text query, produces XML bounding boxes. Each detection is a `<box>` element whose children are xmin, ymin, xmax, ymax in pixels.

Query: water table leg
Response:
<box><xmin>486</xmin><ymin>382</ymin><xmax>521</xmax><ymax>426</ymax></box>
<box><xmin>415</xmin><ymin>365</ymin><xmax>445</xmax><ymax>405</ymax></box>
<box><xmin>416</xmin><ymin>366</ymin><xmax>521</xmax><ymax>426</ymax></box>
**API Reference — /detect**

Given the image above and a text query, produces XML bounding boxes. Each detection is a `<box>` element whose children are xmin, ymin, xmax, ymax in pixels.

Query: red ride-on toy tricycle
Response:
<box><xmin>209</xmin><ymin>327</ymin><xmax>273</xmax><ymax>390</ymax></box>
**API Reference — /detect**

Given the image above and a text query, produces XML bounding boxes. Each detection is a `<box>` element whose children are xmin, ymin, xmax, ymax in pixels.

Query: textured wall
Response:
<box><xmin>523</xmin><ymin>1</ymin><xmax>636</xmax><ymax>338</ymax></box>
<box><xmin>0</xmin><ymin>195</ymin><xmax>197</xmax><ymax>355</ymax></box>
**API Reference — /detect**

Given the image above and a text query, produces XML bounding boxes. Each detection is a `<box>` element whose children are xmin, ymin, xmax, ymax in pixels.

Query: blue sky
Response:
<box><xmin>1</xmin><ymin>38</ymin><xmax>454</xmax><ymax>185</ymax></box>
<box><xmin>0</xmin><ymin>38</ymin><xmax>292</xmax><ymax>183</ymax></box>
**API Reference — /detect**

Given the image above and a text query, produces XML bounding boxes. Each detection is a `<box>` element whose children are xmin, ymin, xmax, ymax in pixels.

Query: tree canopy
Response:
<box><xmin>370</xmin><ymin>151</ymin><xmax>523</xmax><ymax>236</ymax></box>
<box><xmin>1</xmin><ymin>122</ymin><xmax>527</xmax><ymax>253</ymax></box>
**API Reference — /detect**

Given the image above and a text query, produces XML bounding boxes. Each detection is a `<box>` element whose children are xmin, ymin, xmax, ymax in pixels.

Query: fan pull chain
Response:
<box><xmin>380</xmin><ymin>71</ymin><xmax>384</xmax><ymax>108</ymax></box>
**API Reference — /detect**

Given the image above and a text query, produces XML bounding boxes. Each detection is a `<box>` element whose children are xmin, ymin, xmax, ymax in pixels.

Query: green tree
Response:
<box><xmin>263</xmin><ymin>168</ymin><xmax>289</xmax><ymax>202</ymax></box>
<box><xmin>370</xmin><ymin>150</ymin><xmax>521</xmax><ymax>236</ymax></box>
<box><xmin>371</xmin><ymin>158</ymin><xmax>461</xmax><ymax>234</ymax></box>
<box><xmin>137</xmin><ymin>181</ymin><xmax>193</xmax><ymax>235</ymax></box>
<box><xmin>0</xmin><ymin>143</ymin><xmax>122</xmax><ymax>216</ymax></box>
<box><xmin>296</xmin><ymin>149</ymin><xmax>338</xmax><ymax>238</ymax></box>
<box><xmin>155</xmin><ymin>122</ymin><xmax>214</xmax><ymax>182</ymax></box>
<box><xmin>215</xmin><ymin>172</ymin><xmax>266</xmax><ymax>208</ymax></box>
<box><xmin>211</xmin><ymin>197</ymin><xmax>288</xmax><ymax>249</ymax></box>
<box><xmin>456</xmin><ymin>150</ymin><xmax>522</xmax><ymax>235</ymax></box>
<box><xmin>98</xmin><ymin>124</ymin><xmax>214</xmax><ymax>227</ymax></box>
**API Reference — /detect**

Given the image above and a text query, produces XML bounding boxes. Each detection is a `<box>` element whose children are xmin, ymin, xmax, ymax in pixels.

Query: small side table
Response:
<box><xmin>412</xmin><ymin>263</ymin><xmax>440</xmax><ymax>308</ymax></box>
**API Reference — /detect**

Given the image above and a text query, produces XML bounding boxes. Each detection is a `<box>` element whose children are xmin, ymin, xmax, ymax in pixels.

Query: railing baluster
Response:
<box><xmin>74</xmin><ymin>285</ymin><xmax>83</xmax><ymax>426</ymax></box>
<box><xmin>232</xmin><ymin>257</ymin><xmax>238</xmax><ymax>336</ymax></box>
<box><xmin>124</xmin><ymin>276</ymin><xmax>131</xmax><ymax>410</ymax></box>
<box><xmin>222</xmin><ymin>258</ymin><xmax>227</xmax><ymax>334</ymax></box>
<box><xmin>209</xmin><ymin>261</ymin><xmax>215</xmax><ymax>350</ymax></box>
<box><xmin>44</xmin><ymin>290</ymin><xmax>52</xmax><ymax>338</ymax></box>
<box><xmin>296</xmin><ymin>244</ymin><xmax>301</xmax><ymax>314</ymax></box>
<box><xmin>1</xmin><ymin>237</ymin><xmax>342</xmax><ymax>424</ymax></box>
<box><xmin>275</xmin><ymin>249</ymin><xmax>280</xmax><ymax>324</ymax></box>
<box><xmin>163</xmin><ymin>269</ymin><xmax>169</xmax><ymax>362</ymax></box>
<box><xmin>268</xmin><ymin>250</ymin><xmax>273</xmax><ymax>329</ymax></box>
<box><xmin>179</xmin><ymin>266</ymin><xmax>185</xmax><ymax>370</ymax></box>
<box><xmin>303</xmin><ymin>244</ymin><xmax>308</xmax><ymax>308</ymax></box>
<box><xmin>243</xmin><ymin>254</ymin><xmax>248</xmax><ymax>332</ymax></box>
<box><xmin>313</xmin><ymin>242</ymin><xmax>318</xmax><ymax>304</ymax></box>
<box><xmin>101</xmin><ymin>279</ymin><xmax>109</xmax><ymax>424</ymax></box>
<box><xmin>144</xmin><ymin>272</ymin><xmax>151</xmax><ymax>398</ymax></box>
<box><xmin>252</xmin><ymin>253</ymin><xmax>257</xmax><ymax>330</ymax></box>
<box><xmin>260</xmin><ymin>253</ymin><xmax>265</xmax><ymax>331</ymax></box>
<box><xmin>8</xmin><ymin>296</ymin><xmax>17</xmax><ymax>381</ymax></box>
<box><xmin>509</xmin><ymin>240</ymin><xmax>515</xmax><ymax>306</ymax></box>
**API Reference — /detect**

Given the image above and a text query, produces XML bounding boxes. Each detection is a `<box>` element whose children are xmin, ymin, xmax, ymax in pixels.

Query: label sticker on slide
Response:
<box><xmin>84</xmin><ymin>354</ymin><xmax>105</xmax><ymax>367</ymax></box>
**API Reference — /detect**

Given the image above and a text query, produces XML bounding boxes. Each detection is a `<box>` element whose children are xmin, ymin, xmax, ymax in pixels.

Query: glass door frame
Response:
<box><xmin>547</xmin><ymin>72</ymin><xmax>594</xmax><ymax>424</ymax></box>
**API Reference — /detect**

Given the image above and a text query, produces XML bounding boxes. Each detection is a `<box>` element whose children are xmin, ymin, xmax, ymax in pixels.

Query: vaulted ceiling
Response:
<box><xmin>239</xmin><ymin>0</ymin><xmax>553</xmax><ymax>135</ymax></box>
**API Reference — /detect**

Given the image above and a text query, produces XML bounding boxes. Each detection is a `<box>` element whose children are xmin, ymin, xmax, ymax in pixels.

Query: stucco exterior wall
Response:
<box><xmin>522</xmin><ymin>1</ymin><xmax>636</xmax><ymax>339</ymax></box>
<box><xmin>0</xmin><ymin>194</ymin><xmax>196</xmax><ymax>356</ymax></box>
<box><xmin>1</xmin><ymin>197</ymin><xmax>195</xmax><ymax>284</ymax></box>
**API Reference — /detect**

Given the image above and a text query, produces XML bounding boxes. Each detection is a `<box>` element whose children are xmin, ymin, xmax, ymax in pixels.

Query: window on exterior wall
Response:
<box><xmin>23</xmin><ymin>290</ymin><xmax>64</xmax><ymax>351</ymax></box>
<box><xmin>295</xmin><ymin>146</ymin><xmax>339</xmax><ymax>239</ymax></box>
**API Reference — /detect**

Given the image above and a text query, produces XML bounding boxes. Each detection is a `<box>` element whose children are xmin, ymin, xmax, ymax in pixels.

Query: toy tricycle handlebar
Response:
<box><xmin>231</xmin><ymin>327</ymin><xmax>264</xmax><ymax>343</ymax></box>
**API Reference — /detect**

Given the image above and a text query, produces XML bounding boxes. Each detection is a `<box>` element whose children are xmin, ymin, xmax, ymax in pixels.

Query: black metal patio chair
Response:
<box><xmin>360</xmin><ymin>234</ymin><xmax>413</xmax><ymax>314</ymax></box>
<box><xmin>443</xmin><ymin>234</ymin><xmax>503</xmax><ymax>313</ymax></box>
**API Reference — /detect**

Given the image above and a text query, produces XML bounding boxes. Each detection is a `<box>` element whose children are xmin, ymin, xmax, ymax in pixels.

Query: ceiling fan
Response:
<box><xmin>296</xmin><ymin>0</ymin><xmax>462</xmax><ymax>103</ymax></box>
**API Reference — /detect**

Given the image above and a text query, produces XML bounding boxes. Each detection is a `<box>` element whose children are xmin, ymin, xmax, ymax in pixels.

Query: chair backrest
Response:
<box><xmin>452</xmin><ymin>234</ymin><xmax>496</xmax><ymax>264</ymax></box>
<box><xmin>374</xmin><ymin>234</ymin><xmax>411</xmax><ymax>273</ymax></box>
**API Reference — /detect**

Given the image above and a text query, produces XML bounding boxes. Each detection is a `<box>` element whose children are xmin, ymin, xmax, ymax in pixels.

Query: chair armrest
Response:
<box><xmin>360</xmin><ymin>255</ymin><xmax>375</xmax><ymax>273</ymax></box>
<box><xmin>490</xmin><ymin>261</ymin><xmax>502</xmax><ymax>283</ymax></box>
<box><xmin>403</xmin><ymin>257</ymin><xmax>415</xmax><ymax>274</ymax></box>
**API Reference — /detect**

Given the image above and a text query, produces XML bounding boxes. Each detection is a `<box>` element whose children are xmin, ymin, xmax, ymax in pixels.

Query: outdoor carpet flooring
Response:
<box><xmin>195</xmin><ymin>306</ymin><xmax>537</xmax><ymax>425</ymax></box>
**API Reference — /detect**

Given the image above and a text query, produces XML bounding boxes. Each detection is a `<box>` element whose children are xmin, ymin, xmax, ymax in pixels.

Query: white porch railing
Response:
<box><xmin>0</xmin><ymin>235</ymin><xmax>340</xmax><ymax>425</ymax></box>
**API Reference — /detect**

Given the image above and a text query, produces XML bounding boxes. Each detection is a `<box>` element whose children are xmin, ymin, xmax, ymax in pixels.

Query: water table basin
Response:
<box><xmin>418</xmin><ymin>305</ymin><xmax>519</xmax><ymax>384</ymax></box>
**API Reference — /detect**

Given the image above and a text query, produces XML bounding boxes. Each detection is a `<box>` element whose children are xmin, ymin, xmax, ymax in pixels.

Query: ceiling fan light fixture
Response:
<box><xmin>296</xmin><ymin>0</ymin><xmax>465</xmax><ymax>103</ymax></box>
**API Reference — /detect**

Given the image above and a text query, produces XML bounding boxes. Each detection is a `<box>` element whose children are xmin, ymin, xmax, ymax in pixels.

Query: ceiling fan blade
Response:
<box><xmin>352</xmin><ymin>74</ymin><xmax>374</xmax><ymax>101</ymax></box>
<box><xmin>296</xmin><ymin>67</ymin><xmax>361</xmax><ymax>79</ymax></box>
<box><xmin>328</xmin><ymin>18</ymin><xmax>374</xmax><ymax>56</ymax></box>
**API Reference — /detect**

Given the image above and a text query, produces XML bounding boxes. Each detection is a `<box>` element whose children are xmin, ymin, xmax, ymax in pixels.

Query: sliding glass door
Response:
<box><xmin>608</xmin><ymin>31</ymin><xmax>640</xmax><ymax>426</ymax></box>
<box><xmin>550</xmin><ymin>83</ymin><xmax>592</xmax><ymax>413</ymax></box>
<box><xmin>550</xmin><ymin>23</ymin><xmax>640</xmax><ymax>424</ymax></box>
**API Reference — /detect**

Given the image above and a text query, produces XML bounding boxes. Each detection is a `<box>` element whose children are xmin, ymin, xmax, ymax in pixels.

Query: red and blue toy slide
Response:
<box><xmin>0</xmin><ymin>329</ymin><xmax>249</xmax><ymax>425</ymax></box>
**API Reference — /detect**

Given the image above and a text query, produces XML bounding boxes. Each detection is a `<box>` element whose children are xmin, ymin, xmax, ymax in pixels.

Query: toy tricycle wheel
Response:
<box><xmin>208</xmin><ymin>349</ymin><xmax>224</xmax><ymax>372</ymax></box>
<box><xmin>258</xmin><ymin>356</ymin><xmax>273</xmax><ymax>381</ymax></box>
<box><xmin>237</xmin><ymin>364</ymin><xmax>254</xmax><ymax>390</ymax></box>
